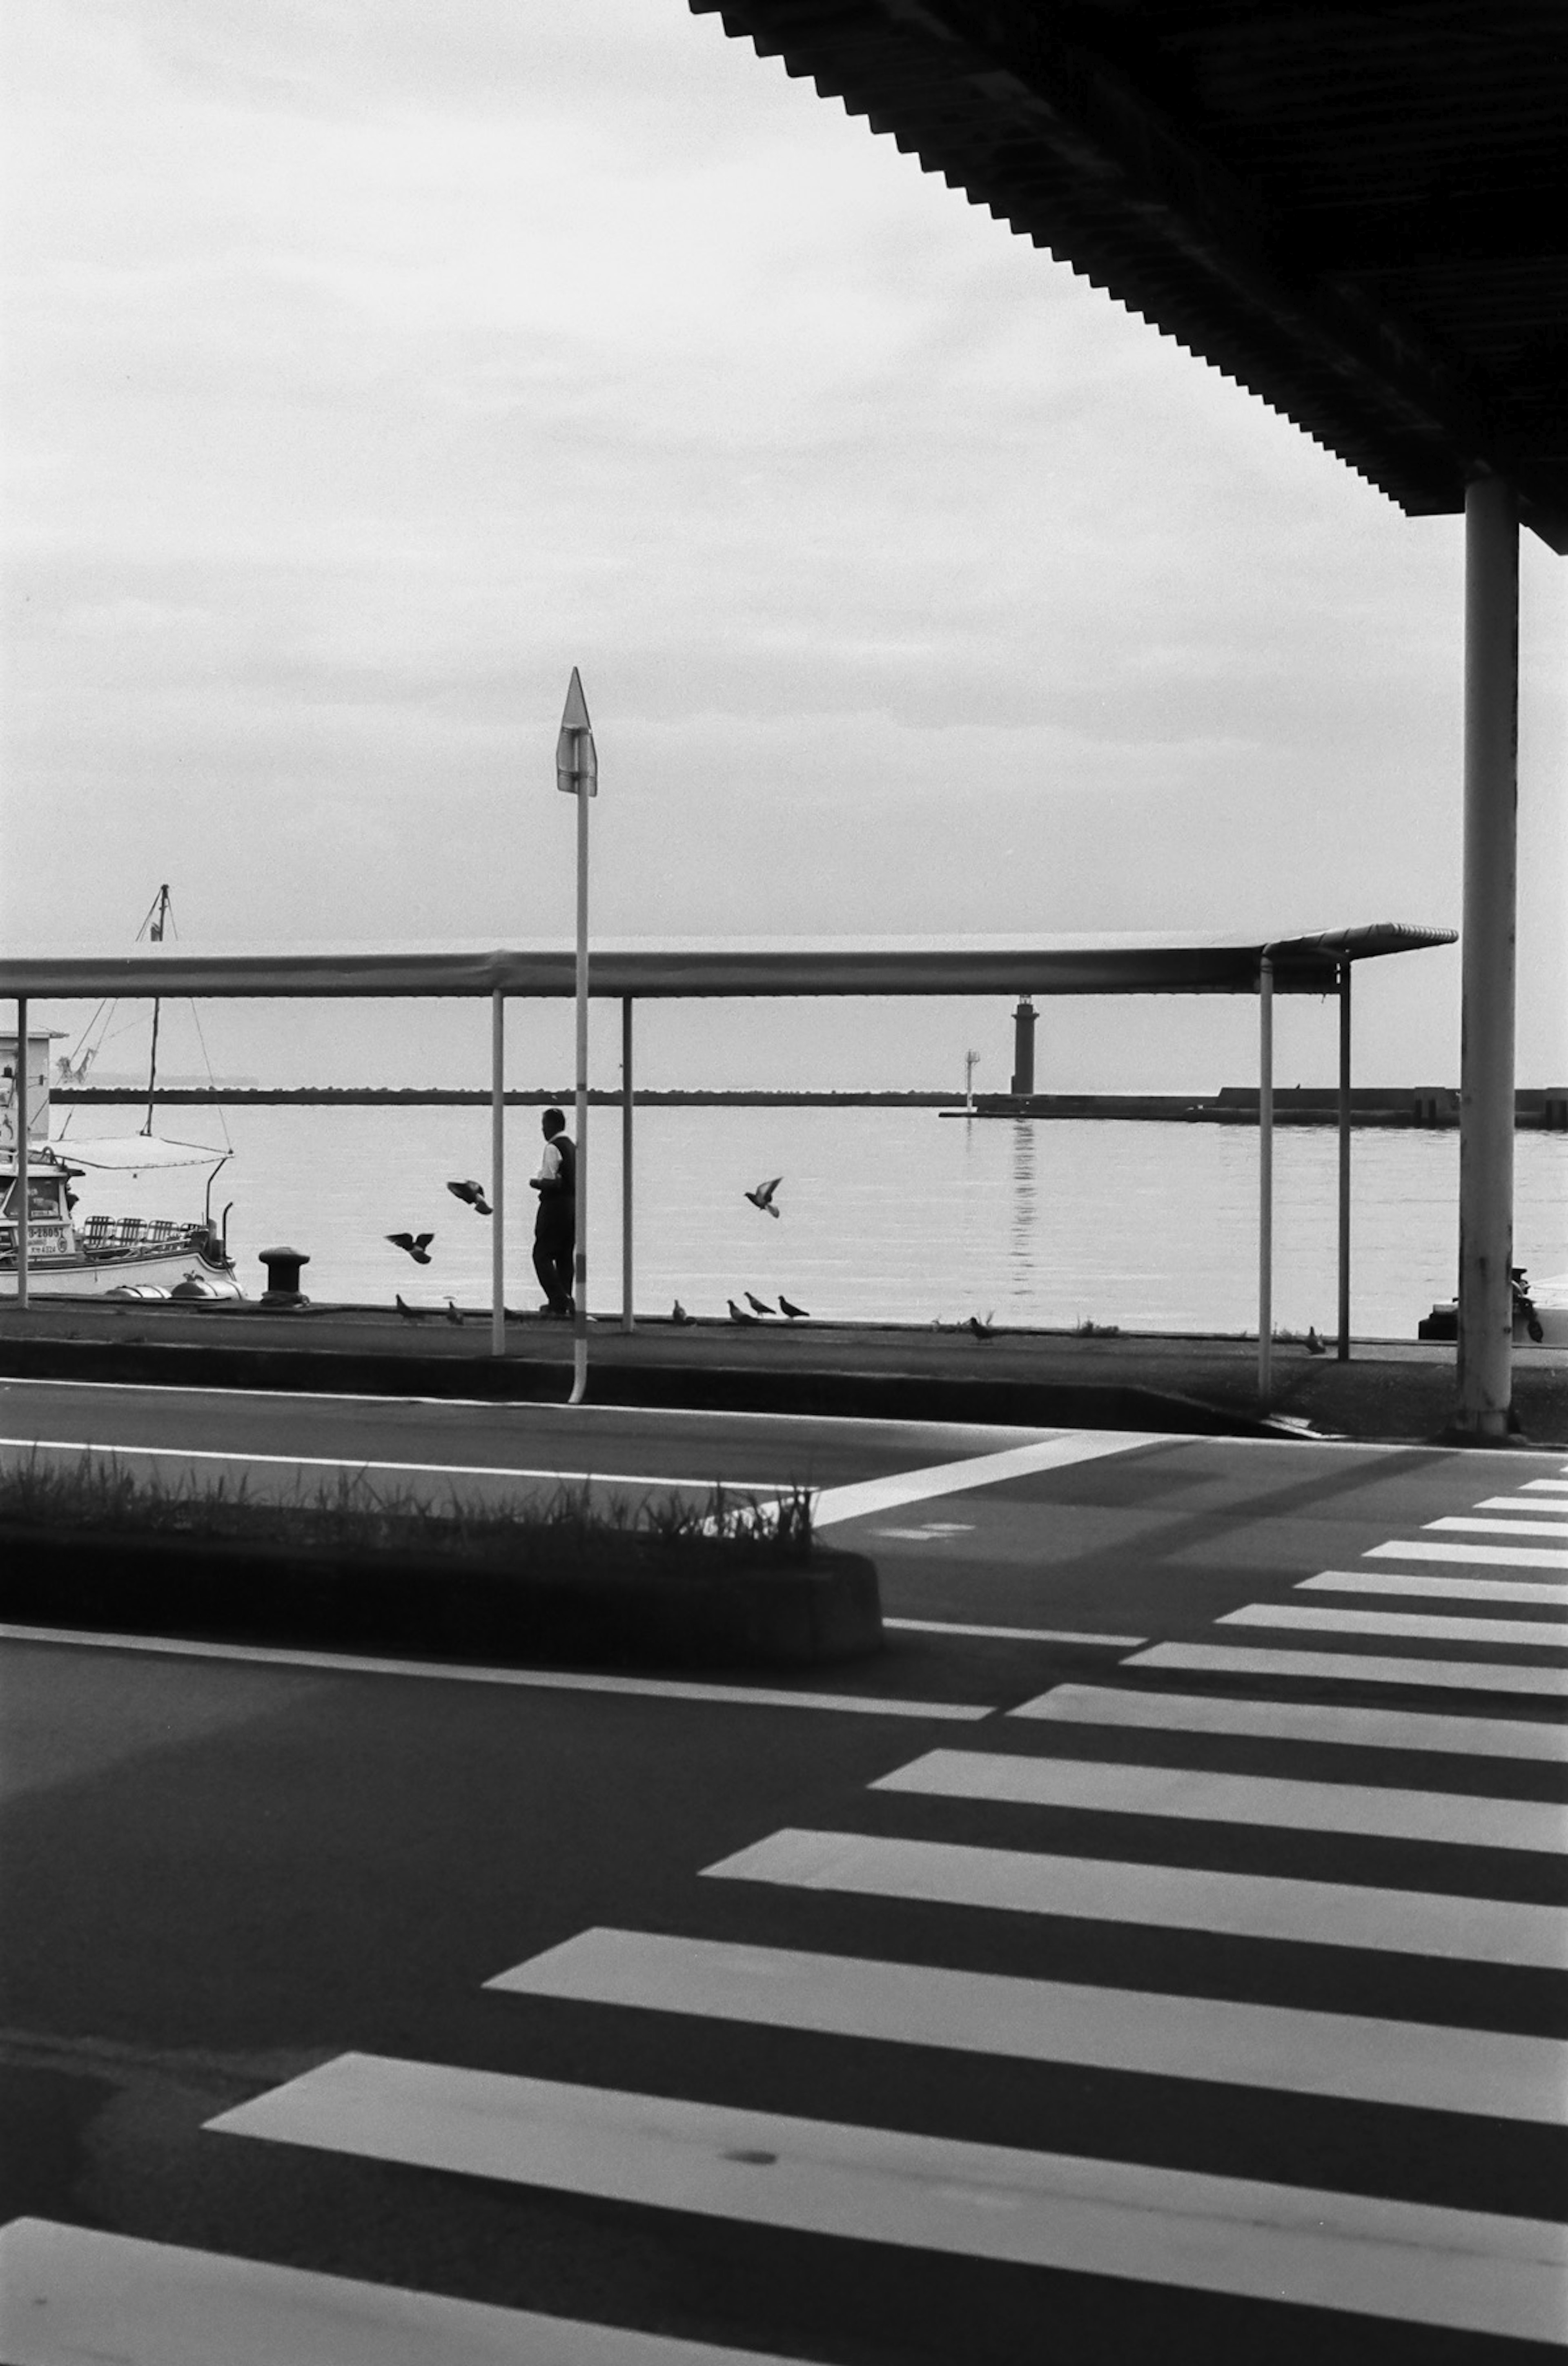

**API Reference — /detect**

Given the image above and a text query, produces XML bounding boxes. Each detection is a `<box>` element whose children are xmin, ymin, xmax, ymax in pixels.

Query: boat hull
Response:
<box><xmin>0</xmin><ymin>1245</ymin><xmax>243</xmax><ymax>1300</ymax></box>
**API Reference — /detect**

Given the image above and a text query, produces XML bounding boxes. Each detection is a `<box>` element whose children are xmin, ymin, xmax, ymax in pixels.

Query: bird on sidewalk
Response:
<box><xmin>1305</xmin><ymin>1325</ymin><xmax>1327</xmax><ymax>1355</ymax></box>
<box><xmin>778</xmin><ymin>1294</ymin><xmax>810</xmax><ymax>1320</ymax></box>
<box><xmin>744</xmin><ymin>1291</ymin><xmax>776</xmax><ymax>1317</ymax></box>
<box><xmin>395</xmin><ymin>1293</ymin><xmax>428</xmax><ymax>1321</ymax></box>
<box><xmin>671</xmin><ymin>1299</ymin><xmax>696</xmax><ymax>1326</ymax></box>
<box><xmin>443</xmin><ymin>1297</ymin><xmax>464</xmax><ymax>1325</ymax></box>
<box><xmin>968</xmin><ymin>1312</ymin><xmax>996</xmax><ymax>1342</ymax></box>
<box><xmin>446</xmin><ymin>1180</ymin><xmax>492</xmax><ymax>1216</ymax></box>
<box><xmin>387</xmin><ymin>1232</ymin><xmax>434</xmax><ymax>1264</ymax></box>
<box><xmin>728</xmin><ymin>1298</ymin><xmax>760</xmax><ymax>1323</ymax></box>
<box><xmin>745</xmin><ymin>1176</ymin><xmax>782</xmax><ymax>1218</ymax></box>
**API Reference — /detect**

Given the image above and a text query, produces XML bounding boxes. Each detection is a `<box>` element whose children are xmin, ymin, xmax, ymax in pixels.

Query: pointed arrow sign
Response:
<box><xmin>556</xmin><ymin>666</ymin><xmax>597</xmax><ymax>796</ymax></box>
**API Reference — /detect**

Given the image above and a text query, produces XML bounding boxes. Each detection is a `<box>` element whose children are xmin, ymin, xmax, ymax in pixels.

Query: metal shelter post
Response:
<box><xmin>1257</xmin><ymin>955</ymin><xmax>1274</xmax><ymax>1404</ymax></box>
<box><xmin>1456</xmin><ymin>474</ymin><xmax>1519</xmax><ymax>1439</ymax></box>
<box><xmin>14</xmin><ymin>997</ymin><xmax>28</xmax><ymax>1310</ymax></box>
<box><xmin>621</xmin><ymin>995</ymin><xmax>635</xmax><ymax>1333</ymax></box>
<box><xmin>490</xmin><ymin>991</ymin><xmax>505</xmax><ymax>1357</ymax></box>
<box><xmin>571</xmin><ymin>775</ymin><xmax>590</xmax><ymax>1404</ymax></box>
<box><xmin>1336</xmin><ymin>957</ymin><xmax>1352</xmax><ymax>1360</ymax></box>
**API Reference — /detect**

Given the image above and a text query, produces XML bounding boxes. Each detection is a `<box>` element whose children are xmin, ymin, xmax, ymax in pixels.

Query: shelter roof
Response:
<box><xmin>1</xmin><ymin>923</ymin><xmax>1453</xmax><ymax>1001</ymax></box>
<box><xmin>691</xmin><ymin>2</ymin><xmax>1568</xmax><ymax>551</ymax></box>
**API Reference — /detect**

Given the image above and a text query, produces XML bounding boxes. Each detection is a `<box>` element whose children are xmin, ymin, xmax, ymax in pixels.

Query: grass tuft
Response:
<box><xmin>0</xmin><ymin>1453</ymin><xmax>817</xmax><ymax>1566</ymax></box>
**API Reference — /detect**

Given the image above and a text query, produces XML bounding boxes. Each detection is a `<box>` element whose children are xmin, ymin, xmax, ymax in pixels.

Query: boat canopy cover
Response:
<box><xmin>43</xmin><ymin>1134</ymin><xmax>228</xmax><ymax>1170</ymax></box>
<box><xmin>0</xmin><ymin>924</ymin><xmax>1455</xmax><ymax>1002</ymax></box>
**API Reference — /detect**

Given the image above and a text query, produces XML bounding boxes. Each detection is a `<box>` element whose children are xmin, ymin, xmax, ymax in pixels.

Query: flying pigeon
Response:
<box><xmin>443</xmin><ymin>1297</ymin><xmax>464</xmax><ymax>1325</ymax></box>
<box><xmin>395</xmin><ymin>1292</ymin><xmax>428</xmax><ymax>1321</ymax></box>
<box><xmin>744</xmin><ymin>1291</ymin><xmax>776</xmax><ymax>1317</ymax></box>
<box><xmin>745</xmin><ymin>1177</ymin><xmax>782</xmax><ymax>1218</ymax></box>
<box><xmin>671</xmin><ymin>1299</ymin><xmax>696</xmax><ymax>1326</ymax></box>
<box><xmin>728</xmin><ymin>1298</ymin><xmax>760</xmax><ymax>1324</ymax></box>
<box><xmin>778</xmin><ymin>1294</ymin><xmax>810</xmax><ymax>1320</ymax></box>
<box><xmin>968</xmin><ymin>1312</ymin><xmax>995</xmax><ymax>1342</ymax></box>
<box><xmin>446</xmin><ymin>1180</ymin><xmax>492</xmax><ymax>1216</ymax></box>
<box><xmin>387</xmin><ymin>1232</ymin><xmax>434</xmax><ymax>1264</ymax></box>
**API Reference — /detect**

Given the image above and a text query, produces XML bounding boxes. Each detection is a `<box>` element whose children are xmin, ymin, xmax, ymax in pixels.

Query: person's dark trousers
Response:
<box><xmin>532</xmin><ymin>1216</ymin><xmax>575</xmax><ymax>1314</ymax></box>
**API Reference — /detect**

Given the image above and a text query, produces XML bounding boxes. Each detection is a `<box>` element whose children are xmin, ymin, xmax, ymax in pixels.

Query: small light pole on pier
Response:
<box><xmin>964</xmin><ymin>1050</ymin><xmax>980</xmax><ymax>1114</ymax></box>
<box><xmin>556</xmin><ymin>667</ymin><xmax>597</xmax><ymax>1407</ymax></box>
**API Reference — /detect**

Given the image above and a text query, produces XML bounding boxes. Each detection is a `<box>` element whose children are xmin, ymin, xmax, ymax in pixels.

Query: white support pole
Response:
<box><xmin>1257</xmin><ymin>955</ymin><xmax>1274</xmax><ymax>1405</ymax></box>
<box><xmin>1336</xmin><ymin>957</ymin><xmax>1352</xmax><ymax>1361</ymax></box>
<box><xmin>621</xmin><ymin>995</ymin><xmax>635</xmax><ymax>1333</ymax></box>
<box><xmin>15</xmin><ymin>996</ymin><xmax>29</xmax><ymax>1310</ymax></box>
<box><xmin>1456</xmin><ymin>472</ymin><xmax>1519</xmax><ymax>1440</ymax></box>
<box><xmin>490</xmin><ymin>990</ymin><xmax>505</xmax><ymax>1358</ymax></box>
<box><xmin>570</xmin><ymin>776</ymin><xmax>590</xmax><ymax>1406</ymax></box>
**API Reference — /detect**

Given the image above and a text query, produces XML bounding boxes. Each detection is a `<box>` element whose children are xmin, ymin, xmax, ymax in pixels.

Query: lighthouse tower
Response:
<box><xmin>1009</xmin><ymin>998</ymin><xmax>1037</xmax><ymax>1100</ymax></box>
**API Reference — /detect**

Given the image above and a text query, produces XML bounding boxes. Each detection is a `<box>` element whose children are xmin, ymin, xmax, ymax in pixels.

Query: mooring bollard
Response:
<box><xmin>258</xmin><ymin>1245</ymin><xmax>310</xmax><ymax>1307</ymax></box>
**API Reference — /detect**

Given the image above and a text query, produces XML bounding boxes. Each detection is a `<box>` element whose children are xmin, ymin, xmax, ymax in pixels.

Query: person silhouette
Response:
<box><xmin>529</xmin><ymin>1106</ymin><xmax>576</xmax><ymax>1317</ymax></box>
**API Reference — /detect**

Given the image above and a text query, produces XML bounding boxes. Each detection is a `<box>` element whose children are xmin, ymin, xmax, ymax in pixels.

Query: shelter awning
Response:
<box><xmin>0</xmin><ymin>924</ymin><xmax>1453</xmax><ymax>1002</ymax></box>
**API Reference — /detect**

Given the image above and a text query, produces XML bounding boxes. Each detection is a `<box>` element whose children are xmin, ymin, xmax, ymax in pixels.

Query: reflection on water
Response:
<box><xmin>57</xmin><ymin>1104</ymin><xmax>1568</xmax><ymax>1341</ymax></box>
<box><xmin>1009</xmin><ymin>1118</ymin><xmax>1038</xmax><ymax>1312</ymax></box>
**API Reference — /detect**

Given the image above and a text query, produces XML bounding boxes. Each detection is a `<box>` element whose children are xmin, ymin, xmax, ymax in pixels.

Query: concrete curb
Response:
<box><xmin>0</xmin><ymin>1333</ymin><xmax>1293</xmax><ymax>1439</ymax></box>
<box><xmin>0</xmin><ymin>1523</ymin><xmax>883</xmax><ymax>1671</ymax></box>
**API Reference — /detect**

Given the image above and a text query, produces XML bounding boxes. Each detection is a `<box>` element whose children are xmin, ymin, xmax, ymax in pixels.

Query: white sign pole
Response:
<box><xmin>557</xmin><ymin>668</ymin><xmax>597</xmax><ymax>1406</ymax></box>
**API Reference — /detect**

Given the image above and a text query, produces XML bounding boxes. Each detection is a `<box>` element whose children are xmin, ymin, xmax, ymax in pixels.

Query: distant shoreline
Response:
<box><xmin>51</xmin><ymin>1084</ymin><xmax>1568</xmax><ymax>1127</ymax></box>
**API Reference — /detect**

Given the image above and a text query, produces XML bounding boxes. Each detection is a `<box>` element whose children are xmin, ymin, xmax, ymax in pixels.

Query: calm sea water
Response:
<box><xmin>64</xmin><ymin>1103</ymin><xmax>1568</xmax><ymax>1341</ymax></box>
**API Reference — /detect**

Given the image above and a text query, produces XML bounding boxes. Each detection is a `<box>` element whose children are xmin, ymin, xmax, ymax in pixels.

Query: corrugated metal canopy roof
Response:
<box><xmin>1</xmin><ymin>924</ymin><xmax>1453</xmax><ymax>1000</ymax></box>
<box><xmin>691</xmin><ymin>2</ymin><xmax>1568</xmax><ymax>552</ymax></box>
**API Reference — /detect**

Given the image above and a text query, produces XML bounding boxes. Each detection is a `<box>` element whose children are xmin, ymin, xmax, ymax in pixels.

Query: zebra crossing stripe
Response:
<box><xmin>1298</xmin><ymin>1570</ymin><xmax>1568</xmax><ymax>1606</ymax></box>
<box><xmin>1124</xmin><ymin>1641</ymin><xmax>1568</xmax><ymax>1696</ymax></box>
<box><xmin>0</xmin><ymin>2217</ymin><xmax>803</xmax><ymax>2365</ymax></box>
<box><xmin>1368</xmin><ymin>1539</ymin><xmax>1568</xmax><ymax>1571</ymax></box>
<box><xmin>1218</xmin><ymin>1603</ymin><xmax>1568</xmax><ymax>1649</ymax></box>
<box><xmin>702</xmin><ymin>1829</ymin><xmax>1566</xmax><ymax>1967</ymax></box>
<box><xmin>488</xmin><ymin>1926</ymin><xmax>1565</xmax><ymax>2122</ymax></box>
<box><xmin>205</xmin><ymin>2055</ymin><xmax>1567</xmax><ymax>2344</ymax></box>
<box><xmin>871</xmin><ymin>1749</ymin><xmax>1565</xmax><ymax>1852</ymax></box>
<box><xmin>1007</xmin><ymin>1683</ymin><xmax>1568</xmax><ymax>1760</ymax></box>
<box><xmin>1429</xmin><ymin>1517</ymin><xmax>1568</xmax><ymax>1542</ymax></box>
<box><xmin>1478</xmin><ymin>1496</ymin><xmax>1568</xmax><ymax>1515</ymax></box>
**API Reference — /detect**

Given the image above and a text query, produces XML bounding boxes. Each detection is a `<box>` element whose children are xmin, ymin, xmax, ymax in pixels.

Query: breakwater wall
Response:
<box><xmin>54</xmin><ymin>1085</ymin><xmax>1568</xmax><ymax>1126</ymax></box>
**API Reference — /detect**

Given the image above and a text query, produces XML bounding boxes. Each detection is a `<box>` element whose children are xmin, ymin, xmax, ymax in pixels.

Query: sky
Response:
<box><xmin>3</xmin><ymin>0</ymin><xmax>1564</xmax><ymax>1093</ymax></box>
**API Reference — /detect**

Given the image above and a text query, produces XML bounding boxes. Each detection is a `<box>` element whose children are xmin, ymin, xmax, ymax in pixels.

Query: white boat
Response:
<box><xmin>1</xmin><ymin>1133</ymin><xmax>242</xmax><ymax>1299</ymax></box>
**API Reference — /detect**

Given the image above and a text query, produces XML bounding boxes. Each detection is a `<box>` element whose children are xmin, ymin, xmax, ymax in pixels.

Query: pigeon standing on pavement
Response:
<box><xmin>1305</xmin><ymin>1325</ymin><xmax>1327</xmax><ymax>1355</ymax></box>
<box><xmin>744</xmin><ymin>1292</ymin><xmax>776</xmax><ymax>1318</ymax></box>
<box><xmin>745</xmin><ymin>1177</ymin><xmax>783</xmax><ymax>1218</ymax></box>
<box><xmin>728</xmin><ymin>1299</ymin><xmax>760</xmax><ymax>1324</ymax></box>
<box><xmin>395</xmin><ymin>1293</ymin><xmax>428</xmax><ymax>1321</ymax></box>
<box><xmin>387</xmin><ymin>1232</ymin><xmax>434</xmax><ymax>1264</ymax></box>
<box><xmin>968</xmin><ymin>1312</ymin><xmax>995</xmax><ymax>1341</ymax></box>
<box><xmin>443</xmin><ymin>1297</ymin><xmax>464</xmax><ymax>1325</ymax></box>
<box><xmin>778</xmin><ymin>1295</ymin><xmax>810</xmax><ymax>1320</ymax></box>
<box><xmin>671</xmin><ymin>1299</ymin><xmax>696</xmax><ymax>1326</ymax></box>
<box><xmin>446</xmin><ymin>1180</ymin><xmax>492</xmax><ymax>1216</ymax></box>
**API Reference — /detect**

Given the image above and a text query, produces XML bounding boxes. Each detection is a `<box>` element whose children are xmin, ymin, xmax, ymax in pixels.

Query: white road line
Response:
<box><xmin>1299</xmin><ymin>1570</ymin><xmax>1568</xmax><ymax>1606</ymax></box>
<box><xmin>1220</xmin><ymin>1603</ymin><xmax>1568</xmax><ymax>1649</ymax></box>
<box><xmin>874</xmin><ymin>1749</ymin><xmax>1565</xmax><ymax>1852</ymax></box>
<box><xmin>0</xmin><ymin>2218</ymin><xmax>802</xmax><ymax>2366</ymax></box>
<box><xmin>1369</xmin><ymin>1539</ymin><xmax>1568</xmax><ymax>1572</ymax></box>
<box><xmin>488</xmin><ymin>1926</ymin><xmax>1566</xmax><ymax>2122</ymax></box>
<box><xmin>1430</xmin><ymin>1516</ymin><xmax>1568</xmax><ymax>1541</ymax></box>
<box><xmin>1125</xmin><ymin>1641</ymin><xmax>1568</xmax><ymax>1696</ymax></box>
<box><xmin>0</xmin><ymin>1435</ymin><xmax>783</xmax><ymax>1494</ymax></box>
<box><xmin>206</xmin><ymin>2055</ymin><xmax>1566</xmax><ymax>2343</ymax></box>
<box><xmin>1480</xmin><ymin>1495</ymin><xmax>1568</xmax><ymax>1515</ymax></box>
<box><xmin>809</xmin><ymin>1430</ymin><xmax>1174</xmax><ymax>1528</ymax></box>
<box><xmin>1522</xmin><ymin>1479</ymin><xmax>1568</xmax><ymax>1493</ymax></box>
<box><xmin>884</xmin><ymin>1617</ymin><xmax>1147</xmax><ymax>1646</ymax></box>
<box><xmin>1007</xmin><ymin>1683</ymin><xmax>1568</xmax><ymax>1760</ymax></box>
<box><xmin>704</xmin><ymin>1829</ymin><xmax>1566</xmax><ymax>1968</ymax></box>
<box><xmin>0</xmin><ymin>1625</ymin><xmax>990</xmax><ymax>1720</ymax></box>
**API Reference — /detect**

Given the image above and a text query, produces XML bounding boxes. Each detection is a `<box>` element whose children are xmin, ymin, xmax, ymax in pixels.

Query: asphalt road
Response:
<box><xmin>1</xmin><ymin>1381</ymin><xmax>1564</xmax><ymax>2362</ymax></box>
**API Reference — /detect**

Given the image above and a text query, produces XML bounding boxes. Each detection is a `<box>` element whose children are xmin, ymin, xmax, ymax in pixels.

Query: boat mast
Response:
<box><xmin>141</xmin><ymin>884</ymin><xmax>172</xmax><ymax>1137</ymax></box>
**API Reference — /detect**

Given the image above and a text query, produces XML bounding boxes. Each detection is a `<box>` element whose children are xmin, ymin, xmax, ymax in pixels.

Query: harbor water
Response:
<box><xmin>55</xmin><ymin>1104</ymin><xmax>1568</xmax><ymax>1341</ymax></box>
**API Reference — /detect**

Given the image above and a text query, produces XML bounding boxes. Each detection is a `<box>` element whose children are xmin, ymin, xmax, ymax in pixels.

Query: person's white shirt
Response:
<box><xmin>531</xmin><ymin>1140</ymin><xmax>562</xmax><ymax>1188</ymax></box>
